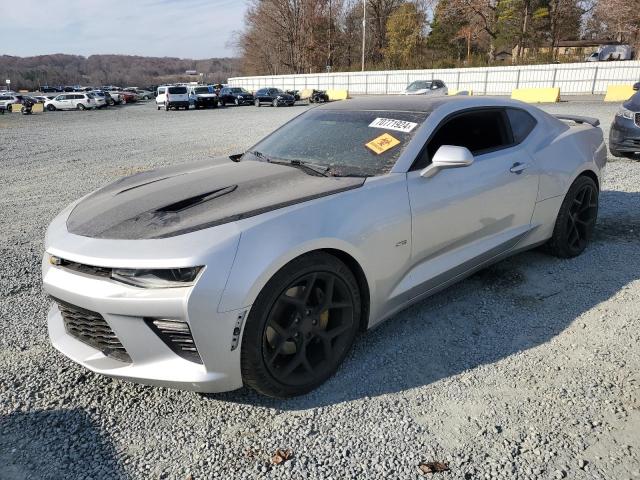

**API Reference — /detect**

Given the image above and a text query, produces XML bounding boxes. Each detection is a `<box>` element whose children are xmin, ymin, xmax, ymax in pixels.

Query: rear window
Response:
<box><xmin>246</xmin><ymin>109</ymin><xmax>428</xmax><ymax>177</ymax></box>
<box><xmin>168</xmin><ymin>87</ymin><xmax>187</xmax><ymax>94</ymax></box>
<box><xmin>407</xmin><ymin>81</ymin><xmax>432</xmax><ymax>91</ymax></box>
<box><xmin>507</xmin><ymin>108</ymin><xmax>537</xmax><ymax>143</ymax></box>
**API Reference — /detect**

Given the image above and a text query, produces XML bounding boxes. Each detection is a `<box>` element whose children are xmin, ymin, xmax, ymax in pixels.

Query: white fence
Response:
<box><xmin>229</xmin><ymin>61</ymin><xmax>640</xmax><ymax>96</ymax></box>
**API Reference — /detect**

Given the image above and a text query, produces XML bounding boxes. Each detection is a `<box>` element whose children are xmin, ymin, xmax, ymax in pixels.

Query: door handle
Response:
<box><xmin>510</xmin><ymin>162</ymin><xmax>529</xmax><ymax>174</ymax></box>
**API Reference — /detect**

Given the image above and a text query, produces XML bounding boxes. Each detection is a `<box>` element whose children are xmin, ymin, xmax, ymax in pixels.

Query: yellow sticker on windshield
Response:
<box><xmin>365</xmin><ymin>133</ymin><xmax>401</xmax><ymax>154</ymax></box>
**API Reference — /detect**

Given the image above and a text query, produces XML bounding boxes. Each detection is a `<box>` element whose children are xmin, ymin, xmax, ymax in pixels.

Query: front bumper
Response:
<box><xmin>609</xmin><ymin>116</ymin><xmax>640</xmax><ymax>153</ymax></box>
<box><xmin>167</xmin><ymin>101</ymin><xmax>189</xmax><ymax>108</ymax></box>
<box><xmin>42</xmin><ymin>208</ymin><xmax>246</xmax><ymax>393</ymax></box>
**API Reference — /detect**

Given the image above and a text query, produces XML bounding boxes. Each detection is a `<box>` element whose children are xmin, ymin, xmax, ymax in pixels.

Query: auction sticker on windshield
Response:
<box><xmin>369</xmin><ymin>117</ymin><xmax>418</xmax><ymax>133</ymax></box>
<box><xmin>365</xmin><ymin>133</ymin><xmax>401</xmax><ymax>154</ymax></box>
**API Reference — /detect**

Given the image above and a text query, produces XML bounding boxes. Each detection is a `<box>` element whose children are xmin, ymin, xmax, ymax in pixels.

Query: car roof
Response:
<box><xmin>315</xmin><ymin>95</ymin><xmax>533</xmax><ymax>113</ymax></box>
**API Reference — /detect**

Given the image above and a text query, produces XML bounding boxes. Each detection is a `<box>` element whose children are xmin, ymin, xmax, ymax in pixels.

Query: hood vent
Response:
<box><xmin>156</xmin><ymin>185</ymin><xmax>238</xmax><ymax>213</ymax></box>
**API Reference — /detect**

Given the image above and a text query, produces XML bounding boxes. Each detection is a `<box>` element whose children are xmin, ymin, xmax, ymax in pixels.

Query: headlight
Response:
<box><xmin>111</xmin><ymin>267</ymin><xmax>202</xmax><ymax>288</ymax></box>
<box><xmin>616</xmin><ymin>108</ymin><xmax>634</xmax><ymax>120</ymax></box>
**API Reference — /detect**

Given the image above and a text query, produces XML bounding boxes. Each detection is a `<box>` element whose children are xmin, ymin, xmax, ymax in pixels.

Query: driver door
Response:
<box><xmin>403</xmin><ymin>107</ymin><xmax>539</xmax><ymax>300</ymax></box>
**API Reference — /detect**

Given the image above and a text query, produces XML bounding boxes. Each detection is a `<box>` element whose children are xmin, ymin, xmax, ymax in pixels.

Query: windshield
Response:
<box><xmin>245</xmin><ymin>109</ymin><xmax>427</xmax><ymax>177</ymax></box>
<box><xmin>194</xmin><ymin>87</ymin><xmax>210</xmax><ymax>94</ymax></box>
<box><xmin>407</xmin><ymin>81</ymin><xmax>432</xmax><ymax>91</ymax></box>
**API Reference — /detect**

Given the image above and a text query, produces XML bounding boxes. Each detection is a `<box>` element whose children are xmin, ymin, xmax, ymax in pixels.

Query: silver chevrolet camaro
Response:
<box><xmin>43</xmin><ymin>96</ymin><xmax>607</xmax><ymax>398</ymax></box>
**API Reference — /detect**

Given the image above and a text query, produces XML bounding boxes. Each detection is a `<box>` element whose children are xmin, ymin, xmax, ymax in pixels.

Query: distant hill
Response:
<box><xmin>0</xmin><ymin>54</ymin><xmax>241</xmax><ymax>90</ymax></box>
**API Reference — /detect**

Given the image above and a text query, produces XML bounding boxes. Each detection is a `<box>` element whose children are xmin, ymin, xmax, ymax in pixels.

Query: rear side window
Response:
<box><xmin>507</xmin><ymin>108</ymin><xmax>537</xmax><ymax>143</ymax></box>
<box><xmin>168</xmin><ymin>87</ymin><xmax>187</xmax><ymax>94</ymax></box>
<box><xmin>426</xmin><ymin>109</ymin><xmax>510</xmax><ymax>160</ymax></box>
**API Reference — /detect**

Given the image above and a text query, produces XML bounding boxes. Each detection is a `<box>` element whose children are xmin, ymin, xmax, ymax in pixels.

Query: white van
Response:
<box><xmin>156</xmin><ymin>86</ymin><xmax>190</xmax><ymax>110</ymax></box>
<box><xmin>44</xmin><ymin>93</ymin><xmax>96</xmax><ymax>111</ymax></box>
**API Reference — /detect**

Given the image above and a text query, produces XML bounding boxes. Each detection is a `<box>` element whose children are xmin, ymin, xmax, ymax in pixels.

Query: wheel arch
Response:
<box><xmin>318</xmin><ymin>248</ymin><xmax>371</xmax><ymax>332</ymax></box>
<box><xmin>576</xmin><ymin>168</ymin><xmax>599</xmax><ymax>191</ymax></box>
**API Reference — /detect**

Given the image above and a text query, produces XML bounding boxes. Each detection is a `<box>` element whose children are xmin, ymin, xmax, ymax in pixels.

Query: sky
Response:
<box><xmin>0</xmin><ymin>0</ymin><xmax>247</xmax><ymax>59</ymax></box>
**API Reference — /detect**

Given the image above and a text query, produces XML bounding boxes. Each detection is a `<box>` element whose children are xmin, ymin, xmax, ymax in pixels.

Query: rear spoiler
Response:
<box><xmin>554</xmin><ymin>115</ymin><xmax>600</xmax><ymax>127</ymax></box>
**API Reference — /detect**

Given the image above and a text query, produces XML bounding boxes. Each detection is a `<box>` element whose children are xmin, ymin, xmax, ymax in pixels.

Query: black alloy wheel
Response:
<box><xmin>241</xmin><ymin>253</ymin><xmax>361</xmax><ymax>398</ymax></box>
<box><xmin>547</xmin><ymin>175</ymin><xmax>599</xmax><ymax>258</ymax></box>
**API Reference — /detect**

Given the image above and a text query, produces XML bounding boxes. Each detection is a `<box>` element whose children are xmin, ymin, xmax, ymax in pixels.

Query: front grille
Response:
<box><xmin>55</xmin><ymin>299</ymin><xmax>131</xmax><ymax>363</ymax></box>
<box><xmin>145</xmin><ymin>318</ymin><xmax>202</xmax><ymax>363</ymax></box>
<box><xmin>635</xmin><ymin>113</ymin><xmax>640</xmax><ymax>128</ymax></box>
<box><xmin>58</xmin><ymin>258</ymin><xmax>111</xmax><ymax>278</ymax></box>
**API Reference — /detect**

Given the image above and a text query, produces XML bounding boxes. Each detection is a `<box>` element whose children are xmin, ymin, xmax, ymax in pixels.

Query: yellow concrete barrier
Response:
<box><xmin>448</xmin><ymin>89</ymin><xmax>473</xmax><ymax>96</ymax></box>
<box><xmin>326</xmin><ymin>89</ymin><xmax>349</xmax><ymax>101</ymax></box>
<box><xmin>299</xmin><ymin>88</ymin><xmax>313</xmax><ymax>100</ymax></box>
<box><xmin>604</xmin><ymin>84</ymin><xmax>635</xmax><ymax>102</ymax></box>
<box><xmin>9</xmin><ymin>103</ymin><xmax>44</xmax><ymax>113</ymax></box>
<box><xmin>511</xmin><ymin>87</ymin><xmax>560</xmax><ymax>103</ymax></box>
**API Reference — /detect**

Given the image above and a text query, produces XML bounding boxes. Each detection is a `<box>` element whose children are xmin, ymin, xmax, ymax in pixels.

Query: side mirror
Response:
<box><xmin>420</xmin><ymin>145</ymin><xmax>474</xmax><ymax>178</ymax></box>
<box><xmin>633</xmin><ymin>82</ymin><xmax>640</xmax><ymax>91</ymax></box>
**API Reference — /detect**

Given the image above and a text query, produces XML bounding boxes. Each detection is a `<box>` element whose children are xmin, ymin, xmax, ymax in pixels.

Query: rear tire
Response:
<box><xmin>234</xmin><ymin>98</ymin><xmax>239</xmax><ymax>106</ymax></box>
<box><xmin>545</xmin><ymin>175</ymin><xmax>599</xmax><ymax>258</ymax></box>
<box><xmin>255</xmin><ymin>99</ymin><xmax>260</xmax><ymax>107</ymax></box>
<box><xmin>272</xmin><ymin>99</ymin><xmax>278</xmax><ymax>107</ymax></box>
<box><xmin>241</xmin><ymin>252</ymin><xmax>361</xmax><ymax>398</ymax></box>
<box><xmin>77</xmin><ymin>104</ymin><xmax>85</xmax><ymax>110</ymax></box>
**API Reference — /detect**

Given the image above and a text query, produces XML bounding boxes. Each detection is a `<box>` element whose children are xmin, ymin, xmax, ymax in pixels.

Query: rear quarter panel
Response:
<box><xmin>531</xmin><ymin>118</ymin><xmax>605</xmax><ymax>200</ymax></box>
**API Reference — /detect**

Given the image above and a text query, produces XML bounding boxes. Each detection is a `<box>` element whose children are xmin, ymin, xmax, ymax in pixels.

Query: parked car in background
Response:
<box><xmin>124</xmin><ymin>87</ymin><xmax>154</xmax><ymax>100</ymax></box>
<box><xmin>286</xmin><ymin>89</ymin><xmax>301</xmax><ymax>101</ymax></box>
<box><xmin>0</xmin><ymin>94</ymin><xmax>21</xmax><ymax>111</ymax></box>
<box><xmin>633</xmin><ymin>82</ymin><xmax>639</xmax><ymax>91</ymax></box>
<box><xmin>106</xmin><ymin>91</ymin><xmax>124</xmax><ymax>105</ymax></box>
<box><xmin>309</xmin><ymin>89</ymin><xmax>329</xmax><ymax>103</ymax></box>
<box><xmin>118</xmin><ymin>91</ymin><xmax>138</xmax><ymax>104</ymax></box>
<box><xmin>188</xmin><ymin>85</ymin><xmax>218</xmax><ymax>109</ymax></box>
<box><xmin>609</xmin><ymin>90</ymin><xmax>640</xmax><ymax>158</ymax></box>
<box><xmin>585</xmin><ymin>44</ymin><xmax>634</xmax><ymax>62</ymax></box>
<box><xmin>89</xmin><ymin>91</ymin><xmax>108</xmax><ymax>108</ymax></box>
<box><xmin>218</xmin><ymin>87</ymin><xmax>254</xmax><ymax>106</ymax></box>
<box><xmin>44</xmin><ymin>93</ymin><xmax>96</xmax><ymax>111</ymax></box>
<box><xmin>403</xmin><ymin>80</ymin><xmax>448</xmax><ymax>96</ymax></box>
<box><xmin>156</xmin><ymin>86</ymin><xmax>190</xmax><ymax>110</ymax></box>
<box><xmin>39</xmin><ymin>86</ymin><xmax>60</xmax><ymax>93</ymax></box>
<box><xmin>254</xmin><ymin>88</ymin><xmax>295</xmax><ymax>107</ymax></box>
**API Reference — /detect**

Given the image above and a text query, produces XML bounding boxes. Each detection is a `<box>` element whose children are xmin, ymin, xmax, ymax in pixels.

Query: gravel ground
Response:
<box><xmin>0</xmin><ymin>98</ymin><xmax>638</xmax><ymax>480</ymax></box>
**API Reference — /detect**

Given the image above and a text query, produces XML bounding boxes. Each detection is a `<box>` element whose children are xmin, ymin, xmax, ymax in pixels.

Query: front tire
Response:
<box><xmin>546</xmin><ymin>175</ymin><xmax>599</xmax><ymax>258</ymax></box>
<box><xmin>272</xmin><ymin>99</ymin><xmax>278</xmax><ymax>107</ymax></box>
<box><xmin>47</xmin><ymin>104</ymin><xmax>56</xmax><ymax>111</ymax></box>
<box><xmin>255</xmin><ymin>99</ymin><xmax>260</xmax><ymax>107</ymax></box>
<box><xmin>241</xmin><ymin>252</ymin><xmax>361</xmax><ymax>398</ymax></box>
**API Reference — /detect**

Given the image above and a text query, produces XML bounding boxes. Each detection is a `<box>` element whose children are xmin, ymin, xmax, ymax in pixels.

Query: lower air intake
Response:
<box><xmin>146</xmin><ymin>318</ymin><xmax>203</xmax><ymax>364</ymax></box>
<box><xmin>55</xmin><ymin>299</ymin><xmax>131</xmax><ymax>363</ymax></box>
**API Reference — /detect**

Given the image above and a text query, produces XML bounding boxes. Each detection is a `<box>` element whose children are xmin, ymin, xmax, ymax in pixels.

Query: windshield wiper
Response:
<box><xmin>247</xmin><ymin>151</ymin><xmax>331</xmax><ymax>177</ymax></box>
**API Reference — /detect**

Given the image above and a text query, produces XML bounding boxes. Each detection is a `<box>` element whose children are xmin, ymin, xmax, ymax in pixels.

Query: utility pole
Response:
<box><xmin>361</xmin><ymin>0</ymin><xmax>366</xmax><ymax>71</ymax></box>
<box><xmin>327</xmin><ymin>0</ymin><xmax>332</xmax><ymax>72</ymax></box>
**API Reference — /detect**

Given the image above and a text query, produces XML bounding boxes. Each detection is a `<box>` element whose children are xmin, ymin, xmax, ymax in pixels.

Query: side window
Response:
<box><xmin>427</xmin><ymin>109</ymin><xmax>510</xmax><ymax>158</ymax></box>
<box><xmin>414</xmin><ymin>109</ymin><xmax>512</xmax><ymax>169</ymax></box>
<box><xmin>506</xmin><ymin>108</ymin><xmax>537</xmax><ymax>144</ymax></box>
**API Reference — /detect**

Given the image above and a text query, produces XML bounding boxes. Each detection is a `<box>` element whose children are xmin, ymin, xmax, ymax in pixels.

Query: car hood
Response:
<box><xmin>623</xmin><ymin>92</ymin><xmax>640</xmax><ymax>111</ymax></box>
<box><xmin>66</xmin><ymin>158</ymin><xmax>365</xmax><ymax>240</ymax></box>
